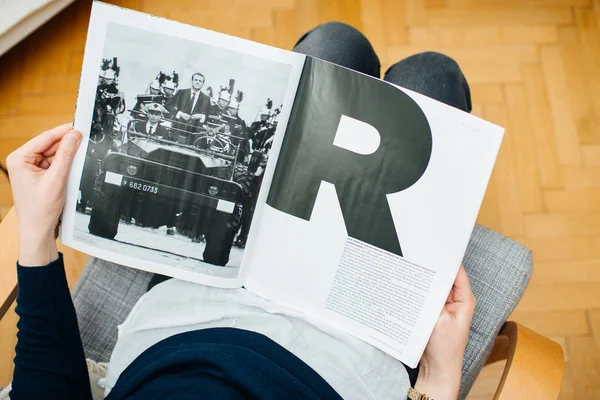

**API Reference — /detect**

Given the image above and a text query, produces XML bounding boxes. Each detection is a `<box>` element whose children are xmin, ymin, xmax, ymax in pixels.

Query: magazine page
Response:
<box><xmin>60</xmin><ymin>2</ymin><xmax>305</xmax><ymax>288</ymax></box>
<box><xmin>244</xmin><ymin>57</ymin><xmax>504</xmax><ymax>367</ymax></box>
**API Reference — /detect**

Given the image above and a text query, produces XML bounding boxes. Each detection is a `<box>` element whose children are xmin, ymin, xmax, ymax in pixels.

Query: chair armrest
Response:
<box><xmin>0</xmin><ymin>207</ymin><xmax>18</xmax><ymax>320</ymax></box>
<box><xmin>486</xmin><ymin>321</ymin><xmax>564</xmax><ymax>399</ymax></box>
<box><xmin>0</xmin><ymin>206</ymin><xmax>88</xmax><ymax>321</ymax></box>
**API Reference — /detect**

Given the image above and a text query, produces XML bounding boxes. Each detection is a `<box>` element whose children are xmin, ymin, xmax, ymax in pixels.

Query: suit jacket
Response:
<box><xmin>131</xmin><ymin>120</ymin><xmax>171</xmax><ymax>139</ymax></box>
<box><xmin>166</xmin><ymin>88</ymin><xmax>210</xmax><ymax>132</ymax></box>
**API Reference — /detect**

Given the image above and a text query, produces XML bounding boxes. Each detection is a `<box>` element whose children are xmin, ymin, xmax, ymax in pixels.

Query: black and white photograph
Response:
<box><xmin>71</xmin><ymin>22</ymin><xmax>292</xmax><ymax>279</ymax></box>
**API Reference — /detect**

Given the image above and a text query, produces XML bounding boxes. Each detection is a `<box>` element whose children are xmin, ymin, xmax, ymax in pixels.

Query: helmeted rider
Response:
<box><xmin>221</xmin><ymin>90</ymin><xmax>249</xmax><ymax>163</ymax></box>
<box><xmin>160</xmin><ymin>71</ymin><xmax>179</xmax><ymax>101</ymax></box>
<box><xmin>203</xmin><ymin>80</ymin><xmax>237</xmax><ymax>154</ymax></box>
<box><xmin>78</xmin><ymin>58</ymin><xmax>125</xmax><ymax>213</ymax></box>
<box><xmin>97</xmin><ymin>58</ymin><xmax>125</xmax><ymax>116</ymax></box>
<box><xmin>234</xmin><ymin>101</ymin><xmax>279</xmax><ymax>248</ymax></box>
<box><xmin>134</xmin><ymin>71</ymin><xmax>179</xmax><ymax>114</ymax></box>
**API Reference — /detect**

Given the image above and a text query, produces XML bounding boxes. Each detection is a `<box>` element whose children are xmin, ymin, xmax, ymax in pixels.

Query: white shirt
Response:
<box><xmin>189</xmin><ymin>89</ymin><xmax>200</xmax><ymax>113</ymax></box>
<box><xmin>101</xmin><ymin>279</ymin><xmax>410</xmax><ymax>399</ymax></box>
<box><xmin>146</xmin><ymin>122</ymin><xmax>158</xmax><ymax>135</ymax></box>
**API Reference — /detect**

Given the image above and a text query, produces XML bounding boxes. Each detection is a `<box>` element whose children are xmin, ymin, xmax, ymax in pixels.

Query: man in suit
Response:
<box><xmin>130</xmin><ymin>102</ymin><xmax>171</xmax><ymax>139</ymax></box>
<box><xmin>166</xmin><ymin>72</ymin><xmax>210</xmax><ymax>134</ymax></box>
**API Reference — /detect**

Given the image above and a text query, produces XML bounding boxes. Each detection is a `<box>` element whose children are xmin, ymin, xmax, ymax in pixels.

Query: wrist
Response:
<box><xmin>18</xmin><ymin>227</ymin><xmax>59</xmax><ymax>266</ymax></box>
<box><xmin>414</xmin><ymin>362</ymin><xmax>461</xmax><ymax>400</ymax></box>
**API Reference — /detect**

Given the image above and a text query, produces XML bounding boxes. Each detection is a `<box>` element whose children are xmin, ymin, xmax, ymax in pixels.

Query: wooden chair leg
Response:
<box><xmin>485</xmin><ymin>321</ymin><xmax>565</xmax><ymax>400</ymax></box>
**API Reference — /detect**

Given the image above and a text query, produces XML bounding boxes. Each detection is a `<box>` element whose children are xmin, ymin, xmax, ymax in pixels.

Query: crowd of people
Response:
<box><xmin>89</xmin><ymin>58</ymin><xmax>280</xmax><ymax>249</ymax></box>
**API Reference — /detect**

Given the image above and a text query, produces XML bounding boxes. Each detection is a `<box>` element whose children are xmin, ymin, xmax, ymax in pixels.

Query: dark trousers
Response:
<box><xmin>293</xmin><ymin>22</ymin><xmax>472</xmax><ymax>113</ymax></box>
<box><xmin>293</xmin><ymin>22</ymin><xmax>473</xmax><ymax>387</ymax></box>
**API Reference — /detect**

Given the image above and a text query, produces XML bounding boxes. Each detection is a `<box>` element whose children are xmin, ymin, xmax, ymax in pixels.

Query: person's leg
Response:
<box><xmin>293</xmin><ymin>22</ymin><xmax>381</xmax><ymax>79</ymax></box>
<box><xmin>384</xmin><ymin>52</ymin><xmax>472</xmax><ymax>113</ymax></box>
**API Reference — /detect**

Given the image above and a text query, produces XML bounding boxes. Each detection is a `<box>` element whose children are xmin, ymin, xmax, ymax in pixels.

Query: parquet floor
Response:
<box><xmin>1</xmin><ymin>0</ymin><xmax>599</xmax><ymax>397</ymax></box>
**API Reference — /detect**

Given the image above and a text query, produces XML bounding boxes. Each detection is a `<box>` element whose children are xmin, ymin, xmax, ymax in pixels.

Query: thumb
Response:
<box><xmin>50</xmin><ymin>129</ymin><xmax>82</xmax><ymax>181</ymax></box>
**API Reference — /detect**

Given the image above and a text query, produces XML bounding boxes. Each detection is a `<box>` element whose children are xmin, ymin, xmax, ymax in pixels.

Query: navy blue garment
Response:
<box><xmin>10</xmin><ymin>255</ymin><xmax>343</xmax><ymax>399</ymax></box>
<box><xmin>12</xmin><ymin>255</ymin><xmax>92</xmax><ymax>399</ymax></box>
<box><xmin>293</xmin><ymin>22</ymin><xmax>472</xmax><ymax>113</ymax></box>
<box><xmin>106</xmin><ymin>329</ymin><xmax>343</xmax><ymax>400</ymax></box>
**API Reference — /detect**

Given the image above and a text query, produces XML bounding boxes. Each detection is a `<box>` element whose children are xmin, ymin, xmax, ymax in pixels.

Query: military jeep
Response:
<box><xmin>87</xmin><ymin>119</ymin><xmax>252</xmax><ymax>266</ymax></box>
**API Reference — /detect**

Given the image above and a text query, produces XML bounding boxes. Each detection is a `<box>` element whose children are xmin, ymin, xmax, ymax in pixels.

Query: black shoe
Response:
<box><xmin>166</xmin><ymin>227</ymin><xmax>175</xmax><ymax>236</ymax></box>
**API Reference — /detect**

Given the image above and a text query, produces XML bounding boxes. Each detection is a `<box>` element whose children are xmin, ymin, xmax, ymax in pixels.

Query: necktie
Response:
<box><xmin>190</xmin><ymin>92</ymin><xmax>197</xmax><ymax>113</ymax></box>
<box><xmin>148</xmin><ymin>125</ymin><xmax>154</xmax><ymax>135</ymax></box>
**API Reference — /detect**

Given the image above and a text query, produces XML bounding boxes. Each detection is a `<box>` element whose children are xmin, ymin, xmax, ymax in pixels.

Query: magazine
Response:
<box><xmin>60</xmin><ymin>2</ymin><xmax>504</xmax><ymax>368</ymax></box>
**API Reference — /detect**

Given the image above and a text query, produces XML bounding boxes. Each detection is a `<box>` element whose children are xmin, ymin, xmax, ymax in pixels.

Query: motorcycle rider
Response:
<box><xmin>77</xmin><ymin>58</ymin><xmax>125</xmax><ymax>213</ymax></box>
<box><xmin>248</xmin><ymin>99</ymin><xmax>277</xmax><ymax>152</ymax></box>
<box><xmin>221</xmin><ymin>90</ymin><xmax>249</xmax><ymax>163</ymax></box>
<box><xmin>234</xmin><ymin>103</ymin><xmax>278</xmax><ymax>248</ymax></box>
<box><xmin>133</xmin><ymin>71</ymin><xmax>178</xmax><ymax>115</ymax></box>
<box><xmin>97</xmin><ymin>61</ymin><xmax>125</xmax><ymax>116</ymax></box>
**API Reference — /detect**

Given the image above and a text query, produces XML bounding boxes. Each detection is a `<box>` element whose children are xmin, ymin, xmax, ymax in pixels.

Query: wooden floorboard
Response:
<box><xmin>1</xmin><ymin>0</ymin><xmax>599</xmax><ymax>396</ymax></box>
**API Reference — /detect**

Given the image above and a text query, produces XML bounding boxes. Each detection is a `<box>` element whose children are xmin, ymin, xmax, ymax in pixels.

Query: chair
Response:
<box><xmin>0</xmin><ymin>207</ymin><xmax>564</xmax><ymax>398</ymax></box>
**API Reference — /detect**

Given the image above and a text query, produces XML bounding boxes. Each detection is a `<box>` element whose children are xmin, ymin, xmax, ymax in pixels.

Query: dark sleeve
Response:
<box><xmin>198</xmin><ymin>92</ymin><xmax>210</xmax><ymax>116</ymax></box>
<box><xmin>10</xmin><ymin>254</ymin><xmax>92</xmax><ymax>400</ymax></box>
<box><xmin>240</xmin><ymin>120</ymin><xmax>248</xmax><ymax>137</ymax></box>
<box><xmin>166</xmin><ymin>91</ymin><xmax>182</xmax><ymax>115</ymax></box>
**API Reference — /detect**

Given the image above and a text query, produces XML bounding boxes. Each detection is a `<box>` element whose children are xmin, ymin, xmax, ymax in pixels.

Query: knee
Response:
<box><xmin>293</xmin><ymin>22</ymin><xmax>380</xmax><ymax>77</ymax></box>
<box><xmin>305</xmin><ymin>22</ymin><xmax>366</xmax><ymax>42</ymax></box>
<box><xmin>385</xmin><ymin>51</ymin><xmax>471</xmax><ymax>112</ymax></box>
<box><xmin>388</xmin><ymin>52</ymin><xmax>463</xmax><ymax>82</ymax></box>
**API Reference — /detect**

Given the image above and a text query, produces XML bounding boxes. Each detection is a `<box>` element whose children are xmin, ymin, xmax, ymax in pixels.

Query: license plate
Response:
<box><xmin>126</xmin><ymin>180</ymin><xmax>158</xmax><ymax>194</ymax></box>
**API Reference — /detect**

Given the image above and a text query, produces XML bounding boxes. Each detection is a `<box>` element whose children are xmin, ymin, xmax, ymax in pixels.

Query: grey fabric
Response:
<box><xmin>71</xmin><ymin>224</ymin><xmax>532</xmax><ymax>397</ymax></box>
<box><xmin>459</xmin><ymin>225</ymin><xmax>532</xmax><ymax>399</ymax></box>
<box><xmin>72</xmin><ymin>257</ymin><xmax>153</xmax><ymax>362</ymax></box>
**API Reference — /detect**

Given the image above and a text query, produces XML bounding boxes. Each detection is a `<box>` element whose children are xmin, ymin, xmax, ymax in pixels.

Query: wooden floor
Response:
<box><xmin>1</xmin><ymin>0</ymin><xmax>600</xmax><ymax>397</ymax></box>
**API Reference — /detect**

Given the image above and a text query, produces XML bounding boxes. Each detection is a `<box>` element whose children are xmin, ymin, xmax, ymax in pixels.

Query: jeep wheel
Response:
<box><xmin>203</xmin><ymin>206</ymin><xmax>242</xmax><ymax>266</ymax></box>
<box><xmin>88</xmin><ymin>186</ymin><xmax>121</xmax><ymax>239</ymax></box>
<box><xmin>233</xmin><ymin>163</ymin><xmax>253</xmax><ymax>203</ymax></box>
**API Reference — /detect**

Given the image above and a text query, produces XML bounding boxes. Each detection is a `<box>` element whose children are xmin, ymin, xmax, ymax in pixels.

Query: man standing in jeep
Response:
<box><xmin>184</xmin><ymin>82</ymin><xmax>237</xmax><ymax>244</ymax></box>
<box><xmin>166</xmin><ymin>72</ymin><xmax>210</xmax><ymax>133</ymax></box>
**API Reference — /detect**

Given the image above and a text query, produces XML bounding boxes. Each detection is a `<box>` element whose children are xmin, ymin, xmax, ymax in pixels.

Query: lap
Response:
<box><xmin>293</xmin><ymin>22</ymin><xmax>471</xmax><ymax>112</ymax></box>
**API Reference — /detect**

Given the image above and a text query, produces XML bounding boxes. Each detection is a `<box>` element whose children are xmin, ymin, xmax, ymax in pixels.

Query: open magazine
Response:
<box><xmin>61</xmin><ymin>2</ymin><xmax>504</xmax><ymax>368</ymax></box>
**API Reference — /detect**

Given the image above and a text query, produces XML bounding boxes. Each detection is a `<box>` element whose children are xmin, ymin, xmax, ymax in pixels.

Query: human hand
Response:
<box><xmin>416</xmin><ymin>265</ymin><xmax>476</xmax><ymax>400</ymax></box>
<box><xmin>6</xmin><ymin>123</ymin><xmax>82</xmax><ymax>266</ymax></box>
<box><xmin>178</xmin><ymin>112</ymin><xmax>191</xmax><ymax>122</ymax></box>
<box><xmin>191</xmin><ymin>114</ymin><xmax>205</xmax><ymax>123</ymax></box>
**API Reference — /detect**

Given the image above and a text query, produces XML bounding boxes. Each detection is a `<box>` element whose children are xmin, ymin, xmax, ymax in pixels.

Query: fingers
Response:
<box><xmin>454</xmin><ymin>265</ymin><xmax>470</xmax><ymax>289</ymax></box>
<box><xmin>19</xmin><ymin>123</ymin><xmax>73</xmax><ymax>155</ymax></box>
<box><xmin>42</xmin><ymin>141</ymin><xmax>62</xmax><ymax>157</ymax></box>
<box><xmin>453</xmin><ymin>265</ymin><xmax>476</xmax><ymax>306</ymax></box>
<box><xmin>39</xmin><ymin>158</ymin><xmax>51</xmax><ymax>170</ymax></box>
<box><xmin>49</xmin><ymin>129</ymin><xmax>82</xmax><ymax>182</ymax></box>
